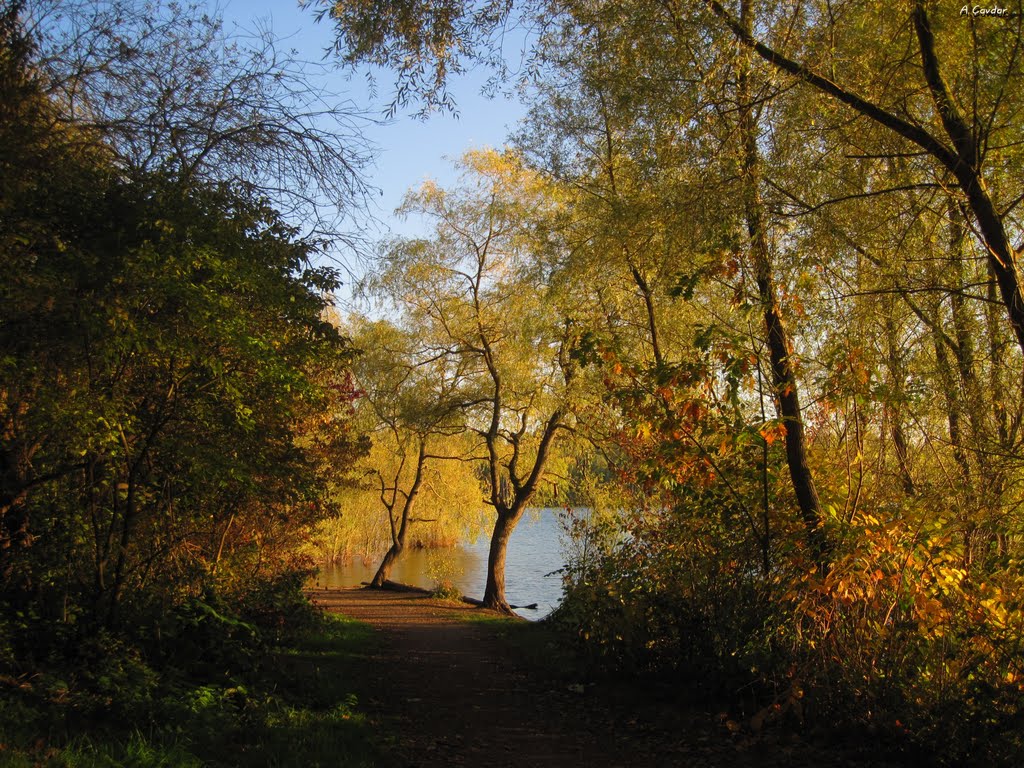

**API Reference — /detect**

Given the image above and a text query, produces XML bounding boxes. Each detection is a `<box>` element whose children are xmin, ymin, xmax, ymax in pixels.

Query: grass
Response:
<box><xmin>0</xmin><ymin>614</ymin><xmax>390</xmax><ymax>768</ymax></box>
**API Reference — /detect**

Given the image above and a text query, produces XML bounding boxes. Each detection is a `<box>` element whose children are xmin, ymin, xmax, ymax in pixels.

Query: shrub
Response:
<box><xmin>232</xmin><ymin>565</ymin><xmax>323</xmax><ymax>643</ymax></box>
<box><xmin>156</xmin><ymin>596</ymin><xmax>262</xmax><ymax>680</ymax></box>
<box><xmin>555</xmin><ymin>504</ymin><xmax>1024</xmax><ymax>765</ymax></box>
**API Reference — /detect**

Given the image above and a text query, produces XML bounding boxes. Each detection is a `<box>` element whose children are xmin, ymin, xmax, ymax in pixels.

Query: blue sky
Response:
<box><xmin>219</xmin><ymin>0</ymin><xmax>527</xmax><ymax>244</ymax></box>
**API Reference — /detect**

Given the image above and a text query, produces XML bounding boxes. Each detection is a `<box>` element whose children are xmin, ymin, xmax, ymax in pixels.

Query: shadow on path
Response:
<box><xmin>312</xmin><ymin>587</ymin><xmax>897</xmax><ymax>768</ymax></box>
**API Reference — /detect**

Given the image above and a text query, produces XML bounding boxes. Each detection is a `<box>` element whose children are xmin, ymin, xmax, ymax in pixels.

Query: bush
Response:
<box><xmin>555</xmin><ymin>504</ymin><xmax>1024</xmax><ymax>766</ymax></box>
<box><xmin>157</xmin><ymin>596</ymin><xmax>262</xmax><ymax>680</ymax></box>
<box><xmin>232</xmin><ymin>565</ymin><xmax>323</xmax><ymax>643</ymax></box>
<box><xmin>790</xmin><ymin>516</ymin><xmax>1024</xmax><ymax>765</ymax></box>
<box><xmin>71</xmin><ymin>631</ymin><xmax>161</xmax><ymax>717</ymax></box>
<box><xmin>430</xmin><ymin>579</ymin><xmax>463</xmax><ymax>602</ymax></box>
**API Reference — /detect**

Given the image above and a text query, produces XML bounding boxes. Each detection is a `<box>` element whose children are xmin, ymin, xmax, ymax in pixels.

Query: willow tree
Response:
<box><xmin>369</xmin><ymin>149</ymin><xmax>579</xmax><ymax>613</ymax></box>
<box><xmin>346</xmin><ymin>316</ymin><xmax>482</xmax><ymax>587</ymax></box>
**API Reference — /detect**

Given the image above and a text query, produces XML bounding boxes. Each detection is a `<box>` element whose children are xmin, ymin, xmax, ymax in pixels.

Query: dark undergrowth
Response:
<box><xmin>538</xmin><ymin>567</ymin><xmax>1023</xmax><ymax>768</ymax></box>
<box><xmin>0</xmin><ymin>607</ymin><xmax>388</xmax><ymax>768</ymax></box>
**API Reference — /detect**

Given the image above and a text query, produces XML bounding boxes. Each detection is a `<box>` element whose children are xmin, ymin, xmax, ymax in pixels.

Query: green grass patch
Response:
<box><xmin>0</xmin><ymin>614</ymin><xmax>390</xmax><ymax>768</ymax></box>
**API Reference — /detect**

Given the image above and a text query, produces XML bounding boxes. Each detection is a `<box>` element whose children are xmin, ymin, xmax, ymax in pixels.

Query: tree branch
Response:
<box><xmin>703</xmin><ymin>0</ymin><xmax>960</xmax><ymax>172</ymax></box>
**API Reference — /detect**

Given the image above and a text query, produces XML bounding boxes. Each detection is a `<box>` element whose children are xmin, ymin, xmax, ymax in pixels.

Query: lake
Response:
<box><xmin>315</xmin><ymin>508</ymin><xmax>571</xmax><ymax>619</ymax></box>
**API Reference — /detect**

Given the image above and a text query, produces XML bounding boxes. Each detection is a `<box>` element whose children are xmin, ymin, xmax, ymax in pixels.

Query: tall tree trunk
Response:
<box><xmin>985</xmin><ymin>262</ymin><xmax>1011</xmax><ymax>446</ymax></box>
<box><xmin>948</xmin><ymin>203</ymin><xmax>987</xmax><ymax>452</ymax></box>
<box><xmin>738</xmin><ymin>0</ymin><xmax>827</xmax><ymax>566</ymax></box>
<box><xmin>480</xmin><ymin>409</ymin><xmax>563</xmax><ymax>614</ymax></box>
<box><xmin>985</xmin><ymin>263</ymin><xmax>1013</xmax><ymax>562</ymax></box>
<box><xmin>946</xmin><ymin>202</ymin><xmax>1010</xmax><ymax>568</ymax></box>
<box><xmin>885</xmin><ymin>314</ymin><xmax>916</xmax><ymax>496</ymax></box>
<box><xmin>930</xmin><ymin>291</ymin><xmax>976</xmax><ymax>569</ymax></box>
<box><xmin>949</xmin><ymin>215</ymin><xmax>982</xmax><ymax>568</ymax></box>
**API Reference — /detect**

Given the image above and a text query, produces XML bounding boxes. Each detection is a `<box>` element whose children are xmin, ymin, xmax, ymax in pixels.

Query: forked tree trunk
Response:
<box><xmin>370</xmin><ymin>441</ymin><xmax>427</xmax><ymax>588</ymax></box>
<box><xmin>370</xmin><ymin>494</ymin><xmax>415</xmax><ymax>588</ymax></box>
<box><xmin>478</xmin><ymin>411</ymin><xmax>563</xmax><ymax>614</ymax></box>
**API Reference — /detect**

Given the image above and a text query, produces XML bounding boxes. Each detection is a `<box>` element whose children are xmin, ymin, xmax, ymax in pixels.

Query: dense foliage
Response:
<box><xmin>0</xmin><ymin>3</ymin><xmax>367</xmax><ymax>759</ymax></box>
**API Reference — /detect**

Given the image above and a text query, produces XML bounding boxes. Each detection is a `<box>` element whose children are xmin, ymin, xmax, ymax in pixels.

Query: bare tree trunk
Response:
<box><xmin>986</xmin><ymin>262</ymin><xmax>1012</xmax><ymax>446</ymax></box>
<box><xmin>929</xmin><ymin>289</ymin><xmax>978</xmax><ymax>569</ymax></box>
<box><xmin>985</xmin><ymin>264</ymin><xmax>1014</xmax><ymax>564</ymax></box>
<box><xmin>629</xmin><ymin>263</ymin><xmax>664</xmax><ymax>368</ymax></box>
<box><xmin>479</xmin><ymin>409</ymin><xmax>563</xmax><ymax>614</ymax></box>
<box><xmin>933</xmin><ymin>315</ymin><xmax>971</xmax><ymax>488</ymax></box>
<box><xmin>884</xmin><ymin>314</ymin><xmax>916</xmax><ymax>496</ymax></box>
<box><xmin>370</xmin><ymin>539</ymin><xmax>404</xmax><ymax>587</ymax></box>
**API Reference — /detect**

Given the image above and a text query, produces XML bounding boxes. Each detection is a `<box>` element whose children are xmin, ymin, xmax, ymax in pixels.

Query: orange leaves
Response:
<box><xmin>676</xmin><ymin>398</ymin><xmax>705</xmax><ymax>424</ymax></box>
<box><xmin>791</xmin><ymin>512</ymin><xmax>1024</xmax><ymax>712</ymax></box>
<box><xmin>825</xmin><ymin>346</ymin><xmax>874</xmax><ymax>397</ymax></box>
<box><xmin>759</xmin><ymin>421</ymin><xmax>787</xmax><ymax>446</ymax></box>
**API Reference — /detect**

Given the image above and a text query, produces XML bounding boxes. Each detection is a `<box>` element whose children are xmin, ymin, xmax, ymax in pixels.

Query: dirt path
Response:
<box><xmin>311</xmin><ymin>587</ymin><xmax>893</xmax><ymax>768</ymax></box>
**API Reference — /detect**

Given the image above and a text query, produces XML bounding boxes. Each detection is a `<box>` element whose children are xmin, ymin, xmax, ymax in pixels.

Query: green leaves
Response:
<box><xmin>0</xmin><ymin>36</ymin><xmax>361</xmax><ymax>634</ymax></box>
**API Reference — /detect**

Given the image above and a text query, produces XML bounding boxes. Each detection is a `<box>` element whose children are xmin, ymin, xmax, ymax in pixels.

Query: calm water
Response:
<box><xmin>316</xmin><ymin>508</ymin><xmax>571</xmax><ymax>619</ymax></box>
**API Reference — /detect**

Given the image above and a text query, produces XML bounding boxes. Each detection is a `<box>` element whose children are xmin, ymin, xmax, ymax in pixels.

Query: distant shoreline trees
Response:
<box><xmin>362</xmin><ymin>150</ymin><xmax>581</xmax><ymax>613</ymax></box>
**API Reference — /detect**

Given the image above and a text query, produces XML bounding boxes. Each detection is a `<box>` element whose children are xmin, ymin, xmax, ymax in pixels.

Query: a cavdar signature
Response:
<box><xmin>959</xmin><ymin>4</ymin><xmax>1012</xmax><ymax>17</ymax></box>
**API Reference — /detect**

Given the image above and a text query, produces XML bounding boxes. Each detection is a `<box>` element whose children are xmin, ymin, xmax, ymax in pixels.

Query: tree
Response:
<box><xmin>26</xmin><ymin>0</ymin><xmax>372</xmax><ymax>236</ymax></box>
<box><xmin>1</xmin><ymin>1</ymin><xmax>116</xmax><ymax>583</ymax></box>
<box><xmin>312</xmin><ymin>0</ymin><xmax>1024</xmax><ymax>756</ymax></box>
<box><xmin>731</xmin><ymin>0</ymin><xmax>827</xmax><ymax>563</ymax></box>
<box><xmin>305</xmin><ymin>0</ymin><xmax>517</xmax><ymax>116</ymax></box>
<box><xmin>703</xmin><ymin>0</ymin><xmax>1024</xmax><ymax>357</ymax></box>
<box><xmin>1</xmin><ymin>3</ymin><xmax>365</xmax><ymax>630</ymax></box>
<box><xmin>369</xmin><ymin>150</ymin><xmax>578</xmax><ymax>613</ymax></box>
<box><xmin>347</xmin><ymin>316</ymin><xmax>482</xmax><ymax>587</ymax></box>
